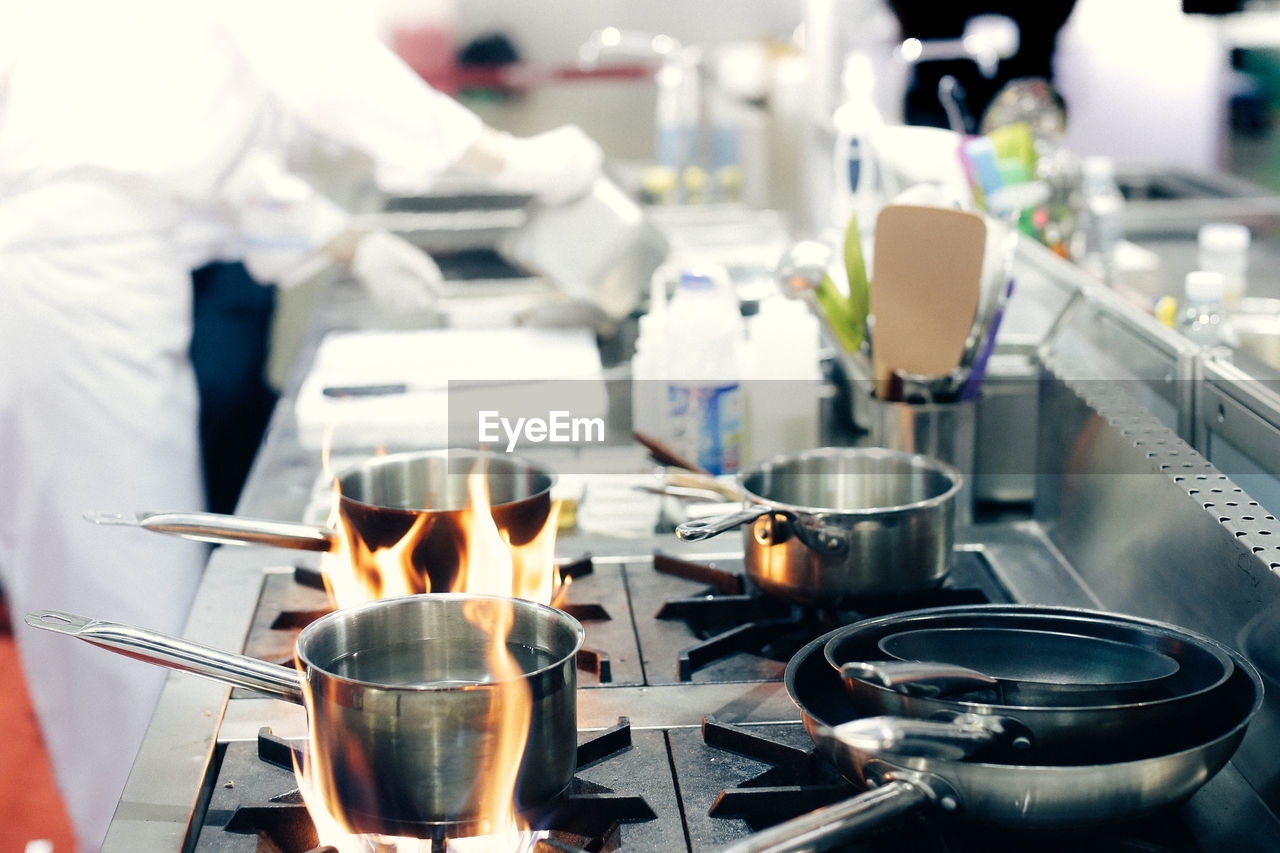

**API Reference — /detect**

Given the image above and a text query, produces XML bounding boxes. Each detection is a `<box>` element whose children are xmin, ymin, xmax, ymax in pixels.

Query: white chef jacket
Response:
<box><xmin>0</xmin><ymin>1</ymin><xmax>484</xmax><ymax>849</ymax></box>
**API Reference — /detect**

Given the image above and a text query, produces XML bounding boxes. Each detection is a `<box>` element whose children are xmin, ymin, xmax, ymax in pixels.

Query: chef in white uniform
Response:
<box><xmin>0</xmin><ymin>1</ymin><xmax>602</xmax><ymax>849</ymax></box>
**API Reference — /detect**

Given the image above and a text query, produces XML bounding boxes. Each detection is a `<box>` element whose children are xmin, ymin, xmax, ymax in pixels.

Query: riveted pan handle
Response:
<box><xmin>675</xmin><ymin>505</ymin><xmax>773</xmax><ymax>541</ymax></box>
<box><xmin>827</xmin><ymin>713</ymin><xmax>1030</xmax><ymax>758</ymax></box>
<box><xmin>26</xmin><ymin>610</ymin><xmax>306</xmax><ymax>703</ymax></box>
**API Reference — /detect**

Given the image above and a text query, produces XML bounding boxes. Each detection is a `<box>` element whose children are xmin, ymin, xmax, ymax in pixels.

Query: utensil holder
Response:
<box><xmin>839</xmin><ymin>345</ymin><xmax>1038</xmax><ymax>508</ymax></box>
<box><xmin>865</xmin><ymin>395</ymin><xmax>976</xmax><ymax>527</ymax></box>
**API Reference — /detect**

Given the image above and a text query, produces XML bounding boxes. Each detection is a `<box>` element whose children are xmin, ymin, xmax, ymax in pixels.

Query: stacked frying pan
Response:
<box><xmin>720</xmin><ymin>604</ymin><xmax>1262</xmax><ymax>853</ymax></box>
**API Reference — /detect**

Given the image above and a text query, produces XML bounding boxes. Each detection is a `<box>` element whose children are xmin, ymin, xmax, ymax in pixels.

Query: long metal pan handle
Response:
<box><xmin>85</xmin><ymin>511</ymin><xmax>337</xmax><ymax>552</ymax></box>
<box><xmin>25</xmin><ymin>610</ymin><xmax>306</xmax><ymax>704</ymax></box>
<box><xmin>714</xmin><ymin>781</ymin><xmax>930</xmax><ymax>853</ymax></box>
<box><xmin>675</xmin><ymin>505</ymin><xmax>772</xmax><ymax>542</ymax></box>
<box><xmin>841</xmin><ymin>659</ymin><xmax>1000</xmax><ymax>698</ymax></box>
<box><xmin>829</xmin><ymin>714</ymin><xmax>1004</xmax><ymax>758</ymax></box>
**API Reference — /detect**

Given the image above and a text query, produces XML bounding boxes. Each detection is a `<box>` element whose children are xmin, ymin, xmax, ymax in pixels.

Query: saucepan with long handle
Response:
<box><xmin>27</xmin><ymin>593</ymin><xmax>584</xmax><ymax>837</ymax></box>
<box><xmin>87</xmin><ymin>449</ymin><xmax>555</xmax><ymax>592</ymax></box>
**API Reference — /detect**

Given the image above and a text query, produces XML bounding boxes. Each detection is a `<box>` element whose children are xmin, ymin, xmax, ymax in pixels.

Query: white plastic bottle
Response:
<box><xmin>652</xmin><ymin>53</ymin><xmax>701</xmax><ymax>204</ymax></box>
<box><xmin>1197</xmin><ymin>222</ymin><xmax>1250</xmax><ymax>305</ymax></box>
<box><xmin>1179</xmin><ymin>270</ymin><xmax>1235</xmax><ymax>348</ymax></box>
<box><xmin>1080</xmin><ymin>155</ymin><xmax>1125</xmax><ymax>285</ymax></box>
<box><xmin>663</xmin><ymin>267</ymin><xmax>745</xmax><ymax>475</ymax></box>
<box><xmin>631</xmin><ymin>267</ymin><xmax>671</xmax><ymax>441</ymax></box>
<box><xmin>831</xmin><ymin>52</ymin><xmax>883</xmax><ymax>229</ymax></box>
<box><xmin>745</xmin><ymin>297</ymin><xmax>820</xmax><ymax>464</ymax></box>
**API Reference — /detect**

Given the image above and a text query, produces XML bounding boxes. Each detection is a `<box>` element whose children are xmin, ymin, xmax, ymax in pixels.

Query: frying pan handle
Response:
<box><xmin>714</xmin><ymin>780</ymin><xmax>931</xmax><ymax>853</ymax></box>
<box><xmin>830</xmin><ymin>714</ymin><xmax>1034</xmax><ymax>758</ymax></box>
<box><xmin>25</xmin><ymin>610</ymin><xmax>306</xmax><ymax>704</ymax></box>
<box><xmin>85</xmin><ymin>511</ymin><xmax>337</xmax><ymax>552</ymax></box>
<box><xmin>675</xmin><ymin>505</ymin><xmax>772</xmax><ymax>542</ymax></box>
<box><xmin>841</xmin><ymin>660</ymin><xmax>1000</xmax><ymax>698</ymax></box>
<box><xmin>830</xmin><ymin>715</ymin><xmax>991</xmax><ymax>758</ymax></box>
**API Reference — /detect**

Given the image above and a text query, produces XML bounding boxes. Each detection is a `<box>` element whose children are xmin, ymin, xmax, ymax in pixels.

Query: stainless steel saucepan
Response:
<box><xmin>88</xmin><ymin>449</ymin><xmax>555</xmax><ymax>594</ymax></box>
<box><xmin>825</xmin><ymin>605</ymin><xmax>1235</xmax><ymax>762</ymax></box>
<box><xmin>675</xmin><ymin>448</ymin><xmax>962</xmax><ymax>605</ymax></box>
<box><xmin>27</xmin><ymin>593</ymin><xmax>584</xmax><ymax>836</ymax></box>
<box><xmin>717</xmin><ymin>614</ymin><xmax>1261</xmax><ymax>853</ymax></box>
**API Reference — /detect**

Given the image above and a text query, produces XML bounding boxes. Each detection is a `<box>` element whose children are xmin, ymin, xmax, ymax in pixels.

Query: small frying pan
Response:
<box><xmin>714</xmin><ymin>622</ymin><xmax>1261</xmax><ymax>853</ymax></box>
<box><xmin>825</xmin><ymin>606</ymin><xmax>1235</xmax><ymax>763</ymax></box>
<box><xmin>873</xmin><ymin>626</ymin><xmax>1181</xmax><ymax>705</ymax></box>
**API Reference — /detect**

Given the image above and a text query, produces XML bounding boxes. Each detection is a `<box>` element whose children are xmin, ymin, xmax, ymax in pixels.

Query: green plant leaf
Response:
<box><xmin>842</xmin><ymin>212</ymin><xmax>870</xmax><ymax>352</ymax></box>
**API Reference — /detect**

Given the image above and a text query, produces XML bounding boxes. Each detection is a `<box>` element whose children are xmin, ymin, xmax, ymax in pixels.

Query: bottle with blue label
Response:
<box><xmin>831</xmin><ymin>52</ymin><xmax>883</xmax><ymax>229</ymax></box>
<box><xmin>663</xmin><ymin>267</ymin><xmax>745</xmax><ymax>475</ymax></box>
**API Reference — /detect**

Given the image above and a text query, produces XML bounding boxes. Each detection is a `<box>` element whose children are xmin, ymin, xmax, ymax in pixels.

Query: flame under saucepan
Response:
<box><xmin>296</xmin><ymin>455</ymin><xmax>563</xmax><ymax>851</ymax></box>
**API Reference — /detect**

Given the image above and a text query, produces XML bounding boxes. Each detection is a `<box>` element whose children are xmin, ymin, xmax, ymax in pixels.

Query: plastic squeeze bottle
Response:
<box><xmin>663</xmin><ymin>267</ymin><xmax>745</xmax><ymax>474</ymax></box>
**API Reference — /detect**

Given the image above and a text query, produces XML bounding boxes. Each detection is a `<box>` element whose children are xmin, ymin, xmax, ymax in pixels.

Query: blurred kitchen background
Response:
<box><xmin>263</xmin><ymin>0</ymin><xmax>1280</xmax><ymax>381</ymax></box>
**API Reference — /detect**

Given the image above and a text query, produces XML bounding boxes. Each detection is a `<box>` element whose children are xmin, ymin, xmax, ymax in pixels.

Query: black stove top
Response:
<box><xmin>191</xmin><ymin>547</ymin><xmax>1202</xmax><ymax>852</ymax></box>
<box><xmin>196</xmin><ymin>718</ymin><xmax>1202</xmax><ymax>853</ymax></box>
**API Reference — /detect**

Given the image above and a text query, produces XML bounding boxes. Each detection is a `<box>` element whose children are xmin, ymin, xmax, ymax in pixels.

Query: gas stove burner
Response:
<box><xmin>198</xmin><ymin>720</ymin><xmax>659</xmax><ymax>852</ymax></box>
<box><xmin>702</xmin><ymin>716</ymin><xmax>854</xmax><ymax>829</ymax></box>
<box><xmin>245</xmin><ymin>557</ymin><xmax>617</xmax><ymax>681</ymax></box>
<box><xmin>696</xmin><ymin>718</ymin><xmax>1203</xmax><ymax>852</ymax></box>
<box><xmin>653</xmin><ymin>551</ymin><xmax>1000</xmax><ymax>680</ymax></box>
<box><xmin>553</xmin><ymin>556</ymin><xmax>616</xmax><ymax>683</ymax></box>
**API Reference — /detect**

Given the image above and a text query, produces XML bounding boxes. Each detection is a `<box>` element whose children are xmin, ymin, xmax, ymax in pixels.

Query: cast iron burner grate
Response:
<box><xmin>697</xmin><ymin>718</ymin><xmax>1202</xmax><ymax>853</ymax></box>
<box><xmin>197</xmin><ymin>720</ymin><xmax>658</xmax><ymax>853</ymax></box>
<box><xmin>702</xmin><ymin>716</ymin><xmax>855</xmax><ymax>829</ymax></box>
<box><xmin>652</xmin><ymin>552</ymin><xmax>1001</xmax><ymax>680</ymax></box>
<box><xmin>255</xmin><ymin>557</ymin><xmax>615</xmax><ymax>683</ymax></box>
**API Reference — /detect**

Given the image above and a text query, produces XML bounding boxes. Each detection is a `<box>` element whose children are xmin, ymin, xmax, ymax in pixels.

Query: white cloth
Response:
<box><xmin>0</xmin><ymin>1</ymin><xmax>487</xmax><ymax>849</ymax></box>
<box><xmin>0</xmin><ymin>1</ymin><xmax>484</xmax><ymax>244</ymax></box>
<box><xmin>351</xmin><ymin>230</ymin><xmax>446</xmax><ymax>312</ymax></box>
<box><xmin>0</xmin><ymin>238</ymin><xmax>209</xmax><ymax>852</ymax></box>
<box><xmin>215</xmin><ymin>149</ymin><xmax>354</xmax><ymax>284</ymax></box>
<box><xmin>489</xmin><ymin>125</ymin><xmax>605</xmax><ymax>205</ymax></box>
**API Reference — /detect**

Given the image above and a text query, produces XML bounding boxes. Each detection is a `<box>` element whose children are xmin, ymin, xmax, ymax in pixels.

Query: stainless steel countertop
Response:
<box><xmin>102</xmin><ymin>209</ymin><xmax>1280</xmax><ymax>850</ymax></box>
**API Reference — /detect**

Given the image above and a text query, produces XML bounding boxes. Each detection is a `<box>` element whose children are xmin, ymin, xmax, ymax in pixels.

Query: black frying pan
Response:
<box><xmin>824</xmin><ymin>605</ymin><xmax>1235</xmax><ymax>762</ymax></box>
<box><xmin>715</xmin><ymin>614</ymin><xmax>1261</xmax><ymax>853</ymax></box>
<box><xmin>873</xmin><ymin>625</ymin><xmax>1181</xmax><ymax>705</ymax></box>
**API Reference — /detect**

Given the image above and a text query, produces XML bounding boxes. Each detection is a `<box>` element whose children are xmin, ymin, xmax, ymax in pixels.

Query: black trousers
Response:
<box><xmin>190</xmin><ymin>262</ymin><xmax>279</xmax><ymax>514</ymax></box>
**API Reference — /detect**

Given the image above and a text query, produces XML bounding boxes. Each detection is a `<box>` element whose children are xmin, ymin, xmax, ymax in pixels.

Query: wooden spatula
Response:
<box><xmin>870</xmin><ymin>204</ymin><xmax>987</xmax><ymax>399</ymax></box>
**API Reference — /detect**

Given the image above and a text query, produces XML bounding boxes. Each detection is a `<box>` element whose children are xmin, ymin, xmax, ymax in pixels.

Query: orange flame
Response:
<box><xmin>318</xmin><ymin>457</ymin><xmax>562</xmax><ymax>611</ymax></box>
<box><xmin>459</xmin><ymin>592</ymin><xmax>530</xmax><ymax>846</ymax></box>
<box><xmin>299</xmin><ymin>455</ymin><xmax>560</xmax><ymax>850</ymax></box>
<box><xmin>453</xmin><ymin>462</ymin><xmax>563</xmax><ymax>603</ymax></box>
<box><xmin>452</xmin><ymin>462</ymin><xmax>515</xmax><ymax>597</ymax></box>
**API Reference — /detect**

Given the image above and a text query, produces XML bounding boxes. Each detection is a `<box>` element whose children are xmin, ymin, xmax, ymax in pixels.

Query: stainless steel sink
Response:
<box><xmin>1116</xmin><ymin>166</ymin><xmax>1280</xmax><ymax>234</ymax></box>
<box><xmin>1119</xmin><ymin>169</ymin><xmax>1265</xmax><ymax>202</ymax></box>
